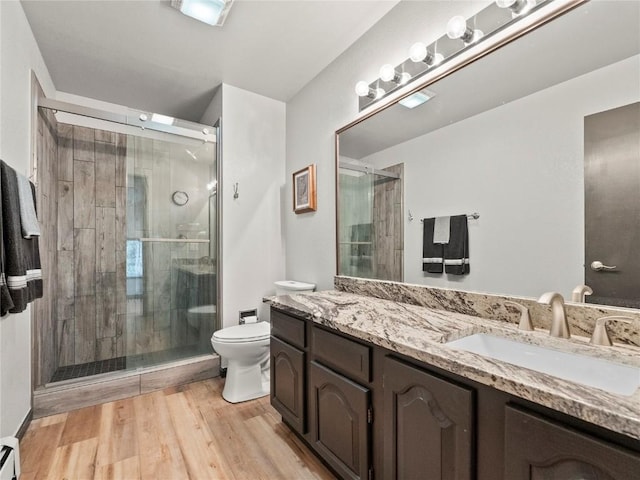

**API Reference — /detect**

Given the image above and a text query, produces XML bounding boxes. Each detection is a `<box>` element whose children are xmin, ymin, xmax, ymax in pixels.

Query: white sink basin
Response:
<box><xmin>447</xmin><ymin>333</ymin><xmax>640</xmax><ymax>396</ymax></box>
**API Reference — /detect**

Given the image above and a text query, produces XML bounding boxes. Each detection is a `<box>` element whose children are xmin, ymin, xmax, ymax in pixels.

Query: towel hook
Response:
<box><xmin>233</xmin><ymin>182</ymin><xmax>239</xmax><ymax>199</ymax></box>
<box><xmin>408</xmin><ymin>210</ymin><xmax>414</xmax><ymax>222</ymax></box>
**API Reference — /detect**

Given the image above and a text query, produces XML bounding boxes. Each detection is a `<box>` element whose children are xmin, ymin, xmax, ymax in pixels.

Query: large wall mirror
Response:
<box><xmin>336</xmin><ymin>0</ymin><xmax>640</xmax><ymax>308</ymax></box>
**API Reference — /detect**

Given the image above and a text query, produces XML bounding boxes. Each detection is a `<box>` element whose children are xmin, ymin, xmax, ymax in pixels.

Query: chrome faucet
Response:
<box><xmin>590</xmin><ymin>316</ymin><xmax>635</xmax><ymax>346</ymax></box>
<box><xmin>538</xmin><ymin>292</ymin><xmax>570</xmax><ymax>338</ymax></box>
<box><xmin>571</xmin><ymin>284</ymin><xmax>593</xmax><ymax>303</ymax></box>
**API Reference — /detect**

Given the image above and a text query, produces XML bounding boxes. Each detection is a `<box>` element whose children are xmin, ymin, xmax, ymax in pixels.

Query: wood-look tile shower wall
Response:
<box><xmin>373</xmin><ymin>163</ymin><xmax>403</xmax><ymax>282</ymax></box>
<box><xmin>56</xmin><ymin>124</ymin><xmax>127</xmax><ymax>366</ymax></box>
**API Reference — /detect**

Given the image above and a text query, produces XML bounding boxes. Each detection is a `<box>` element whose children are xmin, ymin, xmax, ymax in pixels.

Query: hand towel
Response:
<box><xmin>16</xmin><ymin>172</ymin><xmax>40</xmax><ymax>238</ymax></box>
<box><xmin>1</xmin><ymin>160</ymin><xmax>43</xmax><ymax>314</ymax></box>
<box><xmin>433</xmin><ymin>216</ymin><xmax>451</xmax><ymax>244</ymax></box>
<box><xmin>422</xmin><ymin>218</ymin><xmax>443</xmax><ymax>273</ymax></box>
<box><xmin>444</xmin><ymin>214</ymin><xmax>470</xmax><ymax>275</ymax></box>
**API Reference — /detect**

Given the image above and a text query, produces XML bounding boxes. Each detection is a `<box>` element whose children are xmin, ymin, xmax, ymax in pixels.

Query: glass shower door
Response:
<box><xmin>125</xmin><ymin>135</ymin><xmax>218</xmax><ymax>367</ymax></box>
<box><xmin>338</xmin><ymin>167</ymin><xmax>374</xmax><ymax>278</ymax></box>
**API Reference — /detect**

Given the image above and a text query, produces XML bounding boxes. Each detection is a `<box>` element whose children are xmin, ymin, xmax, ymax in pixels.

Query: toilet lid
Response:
<box><xmin>212</xmin><ymin>322</ymin><xmax>270</xmax><ymax>343</ymax></box>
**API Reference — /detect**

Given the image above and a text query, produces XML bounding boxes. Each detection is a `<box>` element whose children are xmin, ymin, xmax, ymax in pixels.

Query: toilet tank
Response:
<box><xmin>275</xmin><ymin>280</ymin><xmax>316</xmax><ymax>296</ymax></box>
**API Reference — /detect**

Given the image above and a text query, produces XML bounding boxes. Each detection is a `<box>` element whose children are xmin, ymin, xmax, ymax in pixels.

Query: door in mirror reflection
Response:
<box><xmin>585</xmin><ymin>102</ymin><xmax>640</xmax><ymax>308</ymax></box>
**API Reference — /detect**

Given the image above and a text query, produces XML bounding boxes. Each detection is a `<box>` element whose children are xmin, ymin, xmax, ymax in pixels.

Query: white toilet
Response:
<box><xmin>211</xmin><ymin>280</ymin><xmax>315</xmax><ymax>403</ymax></box>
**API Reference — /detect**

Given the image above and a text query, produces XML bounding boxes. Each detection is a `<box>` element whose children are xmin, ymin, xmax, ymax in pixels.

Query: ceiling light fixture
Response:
<box><xmin>408</xmin><ymin>42</ymin><xmax>445</xmax><ymax>66</ymax></box>
<box><xmin>398</xmin><ymin>90</ymin><xmax>437</xmax><ymax>109</ymax></box>
<box><xmin>170</xmin><ymin>0</ymin><xmax>234</xmax><ymax>27</ymax></box>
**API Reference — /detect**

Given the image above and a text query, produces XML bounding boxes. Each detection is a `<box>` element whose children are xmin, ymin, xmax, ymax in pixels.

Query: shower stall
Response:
<box><xmin>338</xmin><ymin>161</ymin><xmax>404</xmax><ymax>281</ymax></box>
<box><xmin>32</xmin><ymin>97</ymin><xmax>220</xmax><ymax>398</ymax></box>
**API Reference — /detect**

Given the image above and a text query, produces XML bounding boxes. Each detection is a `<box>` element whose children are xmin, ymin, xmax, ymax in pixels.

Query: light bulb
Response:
<box><xmin>409</xmin><ymin>42</ymin><xmax>427</xmax><ymax>63</ymax></box>
<box><xmin>447</xmin><ymin>15</ymin><xmax>483</xmax><ymax>44</ymax></box>
<box><xmin>379</xmin><ymin>64</ymin><xmax>396</xmax><ymax>82</ymax></box>
<box><xmin>410</xmin><ymin>43</ymin><xmax>445</xmax><ymax>67</ymax></box>
<box><xmin>355</xmin><ymin>81</ymin><xmax>370</xmax><ymax>97</ymax></box>
<box><xmin>496</xmin><ymin>0</ymin><xmax>516</xmax><ymax>7</ymax></box>
<box><xmin>446</xmin><ymin>15</ymin><xmax>468</xmax><ymax>39</ymax></box>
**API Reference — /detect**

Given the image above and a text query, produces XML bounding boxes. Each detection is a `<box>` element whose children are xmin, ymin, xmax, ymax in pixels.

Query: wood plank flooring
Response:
<box><xmin>20</xmin><ymin>377</ymin><xmax>335</xmax><ymax>480</ymax></box>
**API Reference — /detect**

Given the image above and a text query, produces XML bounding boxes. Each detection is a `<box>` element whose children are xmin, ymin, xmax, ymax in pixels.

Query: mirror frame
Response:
<box><xmin>334</xmin><ymin>0</ymin><xmax>587</xmax><ymax>275</ymax></box>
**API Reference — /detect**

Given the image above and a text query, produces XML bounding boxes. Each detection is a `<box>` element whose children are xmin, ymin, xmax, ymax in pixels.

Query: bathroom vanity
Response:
<box><xmin>268</xmin><ymin>286</ymin><xmax>640</xmax><ymax>480</ymax></box>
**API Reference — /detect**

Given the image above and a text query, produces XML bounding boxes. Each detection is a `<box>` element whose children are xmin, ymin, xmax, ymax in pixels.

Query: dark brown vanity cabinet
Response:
<box><xmin>270</xmin><ymin>310</ymin><xmax>307</xmax><ymax>434</ymax></box>
<box><xmin>383</xmin><ymin>356</ymin><xmax>474</xmax><ymax>480</ymax></box>
<box><xmin>269</xmin><ymin>307</ymin><xmax>640</xmax><ymax>480</ymax></box>
<box><xmin>504</xmin><ymin>406</ymin><xmax>640</xmax><ymax>480</ymax></box>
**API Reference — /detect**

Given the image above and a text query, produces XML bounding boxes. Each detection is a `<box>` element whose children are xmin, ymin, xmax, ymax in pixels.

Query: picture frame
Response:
<box><xmin>292</xmin><ymin>164</ymin><xmax>317</xmax><ymax>214</ymax></box>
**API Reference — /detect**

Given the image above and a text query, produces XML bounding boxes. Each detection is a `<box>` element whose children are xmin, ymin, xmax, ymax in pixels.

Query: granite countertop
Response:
<box><xmin>266</xmin><ymin>290</ymin><xmax>640</xmax><ymax>440</ymax></box>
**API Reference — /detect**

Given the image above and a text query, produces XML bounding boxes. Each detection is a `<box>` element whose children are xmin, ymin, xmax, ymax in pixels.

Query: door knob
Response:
<box><xmin>590</xmin><ymin>260</ymin><xmax>617</xmax><ymax>271</ymax></box>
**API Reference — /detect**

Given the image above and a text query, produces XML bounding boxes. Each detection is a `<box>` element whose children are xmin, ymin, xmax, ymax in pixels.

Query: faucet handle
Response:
<box><xmin>504</xmin><ymin>301</ymin><xmax>533</xmax><ymax>331</ymax></box>
<box><xmin>571</xmin><ymin>285</ymin><xmax>593</xmax><ymax>303</ymax></box>
<box><xmin>590</xmin><ymin>316</ymin><xmax>635</xmax><ymax>347</ymax></box>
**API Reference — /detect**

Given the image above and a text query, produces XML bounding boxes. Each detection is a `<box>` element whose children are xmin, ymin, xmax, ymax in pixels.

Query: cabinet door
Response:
<box><xmin>505</xmin><ymin>406</ymin><xmax>640</xmax><ymax>480</ymax></box>
<box><xmin>384</xmin><ymin>356</ymin><xmax>474</xmax><ymax>480</ymax></box>
<box><xmin>270</xmin><ymin>336</ymin><xmax>306</xmax><ymax>434</ymax></box>
<box><xmin>309</xmin><ymin>361</ymin><xmax>371</xmax><ymax>480</ymax></box>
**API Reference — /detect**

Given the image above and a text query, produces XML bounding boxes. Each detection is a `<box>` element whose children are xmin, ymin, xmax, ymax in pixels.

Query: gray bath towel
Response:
<box><xmin>17</xmin><ymin>172</ymin><xmax>41</xmax><ymax>238</ymax></box>
<box><xmin>1</xmin><ymin>160</ymin><xmax>43</xmax><ymax>315</ymax></box>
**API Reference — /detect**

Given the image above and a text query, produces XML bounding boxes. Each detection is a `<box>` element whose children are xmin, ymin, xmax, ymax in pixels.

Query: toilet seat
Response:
<box><xmin>212</xmin><ymin>322</ymin><xmax>270</xmax><ymax>343</ymax></box>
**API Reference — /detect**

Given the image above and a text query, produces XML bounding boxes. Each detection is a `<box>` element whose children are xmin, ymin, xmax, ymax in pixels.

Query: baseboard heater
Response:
<box><xmin>0</xmin><ymin>437</ymin><xmax>20</xmax><ymax>480</ymax></box>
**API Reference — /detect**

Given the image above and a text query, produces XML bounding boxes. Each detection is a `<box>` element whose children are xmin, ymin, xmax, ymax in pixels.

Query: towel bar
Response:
<box><xmin>417</xmin><ymin>212</ymin><xmax>480</xmax><ymax>222</ymax></box>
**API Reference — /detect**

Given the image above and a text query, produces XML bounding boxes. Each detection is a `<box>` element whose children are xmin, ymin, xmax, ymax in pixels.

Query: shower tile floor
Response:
<box><xmin>50</xmin><ymin>344</ymin><xmax>212</xmax><ymax>383</ymax></box>
<box><xmin>51</xmin><ymin>357</ymin><xmax>127</xmax><ymax>382</ymax></box>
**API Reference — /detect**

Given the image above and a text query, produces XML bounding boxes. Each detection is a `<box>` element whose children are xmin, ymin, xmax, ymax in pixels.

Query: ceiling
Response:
<box><xmin>339</xmin><ymin>0</ymin><xmax>640</xmax><ymax>159</ymax></box>
<box><xmin>21</xmin><ymin>0</ymin><xmax>398</xmax><ymax>122</ymax></box>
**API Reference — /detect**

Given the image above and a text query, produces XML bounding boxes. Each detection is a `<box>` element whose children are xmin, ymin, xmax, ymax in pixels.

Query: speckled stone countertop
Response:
<box><xmin>266</xmin><ymin>290</ymin><xmax>640</xmax><ymax>440</ymax></box>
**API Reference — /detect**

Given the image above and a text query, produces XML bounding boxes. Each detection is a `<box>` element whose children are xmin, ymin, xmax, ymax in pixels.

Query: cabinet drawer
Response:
<box><xmin>271</xmin><ymin>309</ymin><xmax>306</xmax><ymax>349</ymax></box>
<box><xmin>312</xmin><ymin>326</ymin><xmax>371</xmax><ymax>384</ymax></box>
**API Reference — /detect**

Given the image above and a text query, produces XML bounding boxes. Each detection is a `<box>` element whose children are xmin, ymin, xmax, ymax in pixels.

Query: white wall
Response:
<box><xmin>285</xmin><ymin>1</ymin><xmax>491</xmax><ymax>290</ymax></box>
<box><xmin>0</xmin><ymin>0</ymin><xmax>55</xmax><ymax>437</ymax></box>
<box><xmin>205</xmin><ymin>85</ymin><xmax>286</xmax><ymax>326</ymax></box>
<box><xmin>362</xmin><ymin>56</ymin><xmax>640</xmax><ymax>299</ymax></box>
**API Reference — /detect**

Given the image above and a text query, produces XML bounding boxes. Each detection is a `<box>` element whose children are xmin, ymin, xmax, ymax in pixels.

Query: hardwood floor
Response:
<box><xmin>20</xmin><ymin>377</ymin><xmax>336</xmax><ymax>480</ymax></box>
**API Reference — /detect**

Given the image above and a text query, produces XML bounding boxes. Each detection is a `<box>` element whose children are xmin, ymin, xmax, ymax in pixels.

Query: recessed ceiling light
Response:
<box><xmin>398</xmin><ymin>90</ymin><xmax>437</xmax><ymax>109</ymax></box>
<box><xmin>170</xmin><ymin>0</ymin><xmax>234</xmax><ymax>27</ymax></box>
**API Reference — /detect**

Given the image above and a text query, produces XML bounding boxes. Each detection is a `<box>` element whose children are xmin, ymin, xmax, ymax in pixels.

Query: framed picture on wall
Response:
<box><xmin>292</xmin><ymin>164</ymin><xmax>317</xmax><ymax>214</ymax></box>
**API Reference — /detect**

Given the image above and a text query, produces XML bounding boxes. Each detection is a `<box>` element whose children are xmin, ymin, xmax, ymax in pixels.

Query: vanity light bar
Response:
<box><xmin>355</xmin><ymin>0</ymin><xmax>550</xmax><ymax>111</ymax></box>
